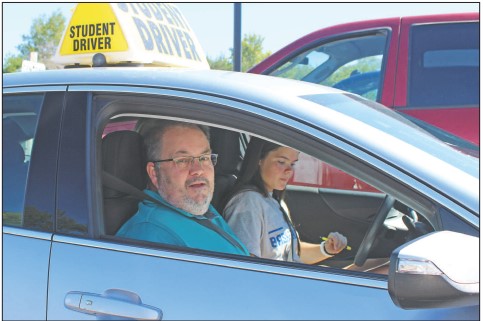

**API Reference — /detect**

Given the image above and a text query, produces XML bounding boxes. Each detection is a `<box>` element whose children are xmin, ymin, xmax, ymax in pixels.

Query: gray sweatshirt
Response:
<box><xmin>223</xmin><ymin>190</ymin><xmax>300</xmax><ymax>262</ymax></box>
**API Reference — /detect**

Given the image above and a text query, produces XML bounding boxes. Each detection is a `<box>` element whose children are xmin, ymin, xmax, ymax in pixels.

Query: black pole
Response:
<box><xmin>233</xmin><ymin>3</ymin><xmax>242</xmax><ymax>71</ymax></box>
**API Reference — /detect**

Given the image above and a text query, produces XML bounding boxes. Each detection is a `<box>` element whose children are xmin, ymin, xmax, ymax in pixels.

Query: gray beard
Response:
<box><xmin>156</xmin><ymin>170</ymin><xmax>212</xmax><ymax>215</ymax></box>
<box><xmin>178</xmin><ymin>193</ymin><xmax>211</xmax><ymax>215</ymax></box>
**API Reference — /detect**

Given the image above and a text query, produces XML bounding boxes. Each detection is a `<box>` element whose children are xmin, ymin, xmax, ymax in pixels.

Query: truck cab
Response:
<box><xmin>250</xmin><ymin>13</ymin><xmax>479</xmax><ymax>145</ymax></box>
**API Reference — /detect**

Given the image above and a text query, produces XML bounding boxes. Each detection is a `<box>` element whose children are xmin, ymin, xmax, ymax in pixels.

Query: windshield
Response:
<box><xmin>301</xmin><ymin>93</ymin><xmax>479</xmax><ymax>178</ymax></box>
<box><xmin>398</xmin><ymin>113</ymin><xmax>479</xmax><ymax>158</ymax></box>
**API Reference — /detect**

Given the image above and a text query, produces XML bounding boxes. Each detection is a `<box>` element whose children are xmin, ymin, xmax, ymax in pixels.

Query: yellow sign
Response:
<box><xmin>53</xmin><ymin>3</ymin><xmax>209</xmax><ymax>69</ymax></box>
<box><xmin>60</xmin><ymin>3</ymin><xmax>128</xmax><ymax>54</ymax></box>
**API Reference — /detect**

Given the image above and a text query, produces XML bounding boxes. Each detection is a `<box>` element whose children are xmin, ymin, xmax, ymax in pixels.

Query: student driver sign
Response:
<box><xmin>53</xmin><ymin>3</ymin><xmax>209</xmax><ymax>69</ymax></box>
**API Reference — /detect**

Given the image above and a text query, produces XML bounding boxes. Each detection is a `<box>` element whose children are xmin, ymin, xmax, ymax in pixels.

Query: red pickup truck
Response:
<box><xmin>250</xmin><ymin>12</ymin><xmax>479</xmax><ymax>191</ymax></box>
<box><xmin>250</xmin><ymin>13</ymin><xmax>479</xmax><ymax>145</ymax></box>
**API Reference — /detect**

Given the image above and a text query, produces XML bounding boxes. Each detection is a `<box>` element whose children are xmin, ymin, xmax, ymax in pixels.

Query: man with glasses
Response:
<box><xmin>116</xmin><ymin>120</ymin><xmax>249</xmax><ymax>256</ymax></box>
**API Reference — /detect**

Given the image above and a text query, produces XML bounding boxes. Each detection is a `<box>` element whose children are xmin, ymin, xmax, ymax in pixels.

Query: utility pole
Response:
<box><xmin>233</xmin><ymin>3</ymin><xmax>242</xmax><ymax>71</ymax></box>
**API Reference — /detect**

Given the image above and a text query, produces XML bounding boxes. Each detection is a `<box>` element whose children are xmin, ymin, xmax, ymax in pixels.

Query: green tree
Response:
<box><xmin>2</xmin><ymin>53</ymin><xmax>24</xmax><ymax>73</ymax></box>
<box><xmin>207</xmin><ymin>33</ymin><xmax>272</xmax><ymax>72</ymax></box>
<box><xmin>207</xmin><ymin>55</ymin><xmax>232</xmax><ymax>71</ymax></box>
<box><xmin>3</xmin><ymin>10</ymin><xmax>66</xmax><ymax>73</ymax></box>
<box><xmin>240</xmin><ymin>33</ymin><xmax>271</xmax><ymax>72</ymax></box>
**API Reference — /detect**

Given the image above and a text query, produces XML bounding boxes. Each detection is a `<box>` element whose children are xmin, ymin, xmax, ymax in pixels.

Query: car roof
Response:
<box><xmin>3</xmin><ymin>66</ymin><xmax>337</xmax><ymax>96</ymax></box>
<box><xmin>4</xmin><ymin>67</ymin><xmax>479</xmax><ymax>214</ymax></box>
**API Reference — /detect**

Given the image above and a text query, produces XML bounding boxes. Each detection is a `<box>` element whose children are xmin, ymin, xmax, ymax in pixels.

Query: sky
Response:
<box><xmin>2</xmin><ymin>2</ymin><xmax>480</xmax><ymax>61</ymax></box>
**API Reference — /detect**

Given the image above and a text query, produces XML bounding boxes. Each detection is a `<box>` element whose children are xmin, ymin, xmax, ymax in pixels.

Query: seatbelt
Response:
<box><xmin>279</xmin><ymin>202</ymin><xmax>301</xmax><ymax>261</ymax></box>
<box><xmin>190</xmin><ymin>213</ymin><xmax>247</xmax><ymax>254</ymax></box>
<box><xmin>102</xmin><ymin>170</ymin><xmax>247</xmax><ymax>254</ymax></box>
<box><xmin>103</xmin><ymin>171</ymin><xmax>160</xmax><ymax>204</ymax></box>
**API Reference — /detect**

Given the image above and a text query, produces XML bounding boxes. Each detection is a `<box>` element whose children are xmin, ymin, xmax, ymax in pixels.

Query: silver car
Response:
<box><xmin>3</xmin><ymin>67</ymin><xmax>479</xmax><ymax>320</ymax></box>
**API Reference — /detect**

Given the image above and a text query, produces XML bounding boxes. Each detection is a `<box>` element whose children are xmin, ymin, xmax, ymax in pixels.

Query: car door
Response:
<box><xmin>250</xmin><ymin>18</ymin><xmax>401</xmax><ymax>108</ymax></box>
<box><xmin>3</xmin><ymin>89</ymin><xmax>65</xmax><ymax>320</ymax></box>
<box><xmin>394</xmin><ymin>14</ymin><xmax>479</xmax><ymax>144</ymax></box>
<box><xmin>46</xmin><ymin>87</ymin><xmax>478</xmax><ymax>320</ymax></box>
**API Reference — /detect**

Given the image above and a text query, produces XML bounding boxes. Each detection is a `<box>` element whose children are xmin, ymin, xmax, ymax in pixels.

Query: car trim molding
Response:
<box><xmin>3</xmin><ymin>85</ymin><xmax>67</xmax><ymax>94</ymax></box>
<box><xmin>3</xmin><ymin>226</ymin><xmax>53</xmax><ymax>241</ymax></box>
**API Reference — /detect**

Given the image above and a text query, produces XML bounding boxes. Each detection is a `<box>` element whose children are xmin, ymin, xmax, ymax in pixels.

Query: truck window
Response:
<box><xmin>408</xmin><ymin>22</ymin><xmax>479</xmax><ymax>107</ymax></box>
<box><xmin>269</xmin><ymin>31</ymin><xmax>388</xmax><ymax>101</ymax></box>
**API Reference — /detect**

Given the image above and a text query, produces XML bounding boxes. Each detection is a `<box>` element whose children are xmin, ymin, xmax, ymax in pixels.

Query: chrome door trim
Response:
<box><xmin>3</xmin><ymin>226</ymin><xmax>53</xmax><ymax>241</ymax></box>
<box><xmin>3</xmin><ymin>85</ymin><xmax>67</xmax><ymax>94</ymax></box>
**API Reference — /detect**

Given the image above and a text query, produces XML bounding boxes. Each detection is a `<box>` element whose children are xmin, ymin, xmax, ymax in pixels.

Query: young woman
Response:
<box><xmin>222</xmin><ymin>137</ymin><xmax>347</xmax><ymax>264</ymax></box>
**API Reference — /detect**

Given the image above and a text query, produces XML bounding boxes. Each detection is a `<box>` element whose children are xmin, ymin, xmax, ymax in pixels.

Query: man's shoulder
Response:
<box><xmin>140</xmin><ymin>200</ymin><xmax>190</xmax><ymax>224</ymax></box>
<box><xmin>116</xmin><ymin>205</ymin><xmax>186</xmax><ymax>245</ymax></box>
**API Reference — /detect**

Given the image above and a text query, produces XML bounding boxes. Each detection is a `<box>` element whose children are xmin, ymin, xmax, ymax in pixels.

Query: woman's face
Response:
<box><xmin>259</xmin><ymin>147</ymin><xmax>299</xmax><ymax>192</ymax></box>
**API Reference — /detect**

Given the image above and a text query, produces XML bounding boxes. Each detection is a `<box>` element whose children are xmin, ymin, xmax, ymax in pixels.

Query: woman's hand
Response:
<box><xmin>324</xmin><ymin>232</ymin><xmax>348</xmax><ymax>255</ymax></box>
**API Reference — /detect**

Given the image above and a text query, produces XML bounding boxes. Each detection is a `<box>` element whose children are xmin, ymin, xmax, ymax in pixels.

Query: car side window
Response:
<box><xmin>408</xmin><ymin>22</ymin><xmax>479</xmax><ymax>107</ymax></box>
<box><xmin>3</xmin><ymin>94</ymin><xmax>43</xmax><ymax>228</ymax></box>
<box><xmin>99</xmin><ymin>111</ymin><xmax>437</xmax><ymax>275</ymax></box>
<box><xmin>290</xmin><ymin>152</ymin><xmax>379</xmax><ymax>192</ymax></box>
<box><xmin>268</xmin><ymin>31</ymin><xmax>388</xmax><ymax>101</ymax></box>
<box><xmin>260</xmin><ymin>140</ymin><xmax>435</xmax><ymax>273</ymax></box>
<box><xmin>100</xmin><ymin>116</ymin><xmax>245</xmax><ymax>237</ymax></box>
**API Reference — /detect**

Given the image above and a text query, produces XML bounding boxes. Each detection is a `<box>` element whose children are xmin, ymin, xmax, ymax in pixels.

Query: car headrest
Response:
<box><xmin>4</xmin><ymin>141</ymin><xmax>25</xmax><ymax>166</ymax></box>
<box><xmin>3</xmin><ymin>118</ymin><xmax>27</xmax><ymax>166</ymax></box>
<box><xmin>3</xmin><ymin>117</ymin><xmax>29</xmax><ymax>143</ymax></box>
<box><xmin>102</xmin><ymin>131</ymin><xmax>147</xmax><ymax>198</ymax></box>
<box><xmin>210</xmin><ymin>127</ymin><xmax>241</xmax><ymax>176</ymax></box>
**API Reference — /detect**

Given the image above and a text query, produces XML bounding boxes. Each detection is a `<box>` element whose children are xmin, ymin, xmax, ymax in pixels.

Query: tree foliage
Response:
<box><xmin>239</xmin><ymin>33</ymin><xmax>272</xmax><ymax>71</ymax></box>
<box><xmin>3</xmin><ymin>10</ymin><xmax>66</xmax><ymax>73</ymax></box>
<box><xmin>2</xmin><ymin>53</ymin><xmax>24</xmax><ymax>73</ymax></box>
<box><xmin>207</xmin><ymin>55</ymin><xmax>232</xmax><ymax>71</ymax></box>
<box><xmin>207</xmin><ymin>33</ymin><xmax>272</xmax><ymax>72</ymax></box>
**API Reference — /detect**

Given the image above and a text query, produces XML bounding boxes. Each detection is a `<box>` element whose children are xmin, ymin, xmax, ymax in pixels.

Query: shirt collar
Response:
<box><xmin>143</xmin><ymin>189</ymin><xmax>219</xmax><ymax>219</ymax></box>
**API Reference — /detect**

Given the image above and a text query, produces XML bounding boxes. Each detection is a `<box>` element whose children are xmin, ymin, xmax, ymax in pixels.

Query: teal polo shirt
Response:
<box><xmin>116</xmin><ymin>189</ymin><xmax>249</xmax><ymax>256</ymax></box>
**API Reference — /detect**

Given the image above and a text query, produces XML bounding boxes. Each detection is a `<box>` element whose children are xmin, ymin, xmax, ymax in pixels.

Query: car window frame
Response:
<box><xmin>3</xmin><ymin>88</ymin><xmax>66</xmax><ymax>233</ymax></box>
<box><xmin>85</xmin><ymin>88</ymin><xmax>478</xmax><ymax>260</ymax></box>
<box><xmin>264</xmin><ymin>28</ymin><xmax>393</xmax><ymax>105</ymax></box>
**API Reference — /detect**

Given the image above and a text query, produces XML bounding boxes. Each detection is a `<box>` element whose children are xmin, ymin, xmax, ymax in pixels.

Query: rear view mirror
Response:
<box><xmin>388</xmin><ymin>231</ymin><xmax>479</xmax><ymax>309</ymax></box>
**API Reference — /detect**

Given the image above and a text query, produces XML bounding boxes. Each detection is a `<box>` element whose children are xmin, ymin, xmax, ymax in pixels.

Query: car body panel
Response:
<box><xmin>46</xmin><ymin>235</ymin><xmax>478</xmax><ymax>320</ymax></box>
<box><xmin>393</xmin><ymin>14</ymin><xmax>479</xmax><ymax>143</ymax></box>
<box><xmin>3</xmin><ymin>229</ymin><xmax>52</xmax><ymax>320</ymax></box>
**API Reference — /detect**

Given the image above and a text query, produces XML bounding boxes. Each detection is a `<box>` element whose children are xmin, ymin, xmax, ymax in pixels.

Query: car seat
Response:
<box><xmin>210</xmin><ymin>127</ymin><xmax>241</xmax><ymax>213</ymax></box>
<box><xmin>102</xmin><ymin>130</ymin><xmax>147</xmax><ymax>235</ymax></box>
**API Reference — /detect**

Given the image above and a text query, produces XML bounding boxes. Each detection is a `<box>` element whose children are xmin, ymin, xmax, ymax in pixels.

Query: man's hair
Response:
<box><xmin>140</xmin><ymin>119</ymin><xmax>210</xmax><ymax>162</ymax></box>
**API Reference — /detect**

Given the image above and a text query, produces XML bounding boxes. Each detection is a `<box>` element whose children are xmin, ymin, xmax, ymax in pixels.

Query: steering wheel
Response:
<box><xmin>402</xmin><ymin>209</ymin><xmax>433</xmax><ymax>240</ymax></box>
<box><xmin>354</xmin><ymin>195</ymin><xmax>395</xmax><ymax>267</ymax></box>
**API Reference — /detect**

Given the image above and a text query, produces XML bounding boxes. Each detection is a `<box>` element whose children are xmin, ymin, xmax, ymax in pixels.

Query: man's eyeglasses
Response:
<box><xmin>150</xmin><ymin>154</ymin><xmax>218</xmax><ymax>170</ymax></box>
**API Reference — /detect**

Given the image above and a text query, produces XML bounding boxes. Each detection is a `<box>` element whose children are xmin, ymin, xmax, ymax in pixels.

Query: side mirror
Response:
<box><xmin>388</xmin><ymin>230</ymin><xmax>479</xmax><ymax>309</ymax></box>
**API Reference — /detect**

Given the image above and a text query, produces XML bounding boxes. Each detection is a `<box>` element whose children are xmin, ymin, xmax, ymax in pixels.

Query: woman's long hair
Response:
<box><xmin>220</xmin><ymin>137</ymin><xmax>284</xmax><ymax>210</ymax></box>
<box><xmin>221</xmin><ymin>137</ymin><xmax>301</xmax><ymax>256</ymax></box>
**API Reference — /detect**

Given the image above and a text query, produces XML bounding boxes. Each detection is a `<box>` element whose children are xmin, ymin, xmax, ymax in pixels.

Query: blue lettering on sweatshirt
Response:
<box><xmin>270</xmin><ymin>229</ymin><xmax>291</xmax><ymax>248</ymax></box>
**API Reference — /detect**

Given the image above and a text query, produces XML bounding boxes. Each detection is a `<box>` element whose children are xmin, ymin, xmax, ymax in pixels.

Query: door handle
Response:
<box><xmin>65</xmin><ymin>289</ymin><xmax>163</xmax><ymax>320</ymax></box>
